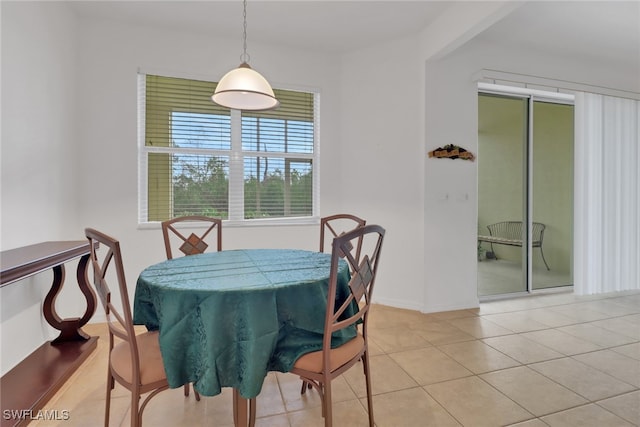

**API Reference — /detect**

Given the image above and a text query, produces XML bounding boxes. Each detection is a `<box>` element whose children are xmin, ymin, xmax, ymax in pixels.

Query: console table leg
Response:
<box><xmin>1</xmin><ymin>240</ymin><xmax>99</xmax><ymax>424</ymax></box>
<box><xmin>43</xmin><ymin>255</ymin><xmax>96</xmax><ymax>344</ymax></box>
<box><xmin>76</xmin><ymin>254</ymin><xmax>97</xmax><ymax>328</ymax></box>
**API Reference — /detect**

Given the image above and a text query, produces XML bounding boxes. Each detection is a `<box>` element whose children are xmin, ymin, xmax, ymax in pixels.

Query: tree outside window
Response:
<box><xmin>139</xmin><ymin>74</ymin><xmax>318</xmax><ymax>224</ymax></box>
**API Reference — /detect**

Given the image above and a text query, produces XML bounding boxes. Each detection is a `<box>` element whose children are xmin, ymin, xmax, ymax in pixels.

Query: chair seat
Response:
<box><xmin>111</xmin><ymin>331</ymin><xmax>166</xmax><ymax>385</ymax></box>
<box><xmin>293</xmin><ymin>334</ymin><xmax>365</xmax><ymax>373</ymax></box>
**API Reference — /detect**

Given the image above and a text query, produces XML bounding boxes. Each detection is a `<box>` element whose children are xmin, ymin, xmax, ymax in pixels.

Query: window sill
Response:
<box><xmin>138</xmin><ymin>216</ymin><xmax>319</xmax><ymax>230</ymax></box>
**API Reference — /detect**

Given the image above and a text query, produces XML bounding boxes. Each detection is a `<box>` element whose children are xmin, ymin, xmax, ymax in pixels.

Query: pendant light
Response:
<box><xmin>212</xmin><ymin>0</ymin><xmax>279</xmax><ymax>111</ymax></box>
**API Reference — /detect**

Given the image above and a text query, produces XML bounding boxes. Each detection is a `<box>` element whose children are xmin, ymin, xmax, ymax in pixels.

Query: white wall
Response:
<box><xmin>73</xmin><ymin>16</ymin><xmax>346</xmax><ymax>290</ymax></box>
<box><xmin>421</xmin><ymin>38</ymin><xmax>640</xmax><ymax>312</ymax></box>
<box><xmin>423</xmin><ymin>57</ymin><xmax>480</xmax><ymax>312</ymax></box>
<box><xmin>73</xmin><ymin>17</ymin><xmax>428</xmax><ymax>315</ymax></box>
<box><xmin>339</xmin><ymin>37</ymin><xmax>426</xmax><ymax>310</ymax></box>
<box><xmin>1</xmin><ymin>1</ymin><xmax>81</xmax><ymax>247</ymax></box>
<box><xmin>1</xmin><ymin>1</ymin><xmax>83</xmax><ymax>375</ymax></box>
<box><xmin>2</xmin><ymin>1</ymin><xmax>639</xmax><ymax>375</ymax></box>
<box><xmin>0</xmin><ymin>3</ymin><xmax>345</xmax><ymax>374</ymax></box>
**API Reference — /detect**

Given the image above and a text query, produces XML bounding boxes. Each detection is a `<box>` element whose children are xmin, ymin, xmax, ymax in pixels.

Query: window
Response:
<box><xmin>138</xmin><ymin>73</ymin><xmax>318</xmax><ymax>224</ymax></box>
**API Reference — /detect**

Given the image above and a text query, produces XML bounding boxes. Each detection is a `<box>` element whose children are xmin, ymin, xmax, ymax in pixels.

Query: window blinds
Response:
<box><xmin>139</xmin><ymin>73</ymin><xmax>317</xmax><ymax>223</ymax></box>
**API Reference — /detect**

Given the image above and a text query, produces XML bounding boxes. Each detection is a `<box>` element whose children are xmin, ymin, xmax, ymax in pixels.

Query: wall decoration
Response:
<box><xmin>428</xmin><ymin>144</ymin><xmax>475</xmax><ymax>161</ymax></box>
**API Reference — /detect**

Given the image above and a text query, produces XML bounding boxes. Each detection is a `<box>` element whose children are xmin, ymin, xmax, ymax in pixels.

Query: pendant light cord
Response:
<box><xmin>241</xmin><ymin>0</ymin><xmax>250</xmax><ymax>63</ymax></box>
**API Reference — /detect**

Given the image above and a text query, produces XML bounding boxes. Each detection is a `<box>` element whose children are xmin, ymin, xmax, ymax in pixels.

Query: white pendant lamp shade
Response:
<box><xmin>212</xmin><ymin>62</ymin><xmax>279</xmax><ymax>111</ymax></box>
<box><xmin>211</xmin><ymin>0</ymin><xmax>279</xmax><ymax>111</ymax></box>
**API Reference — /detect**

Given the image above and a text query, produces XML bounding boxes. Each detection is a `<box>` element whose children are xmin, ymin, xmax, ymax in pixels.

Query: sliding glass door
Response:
<box><xmin>477</xmin><ymin>90</ymin><xmax>574</xmax><ymax>297</ymax></box>
<box><xmin>531</xmin><ymin>101</ymin><xmax>574</xmax><ymax>290</ymax></box>
<box><xmin>478</xmin><ymin>94</ymin><xmax>527</xmax><ymax>296</ymax></box>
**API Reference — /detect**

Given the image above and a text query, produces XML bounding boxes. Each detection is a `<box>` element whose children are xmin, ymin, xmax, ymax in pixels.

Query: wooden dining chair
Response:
<box><xmin>85</xmin><ymin>228</ymin><xmax>170</xmax><ymax>427</ymax></box>
<box><xmin>292</xmin><ymin>224</ymin><xmax>385</xmax><ymax>427</ymax></box>
<box><xmin>319</xmin><ymin>214</ymin><xmax>366</xmax><ymax>255</ymax></box>
<box><xmin>161</xmin><ymin>215</ymin><xmax>222</xmax><ymax>259</ymax></box>
<box><xmin>299</xmin><ymin>214</ymin><xmax>368</xmax><ymax>394</ymax></box>
<box><xmin>161</xmin><ymin>215</ymin><xmax>222</xmax><ymax>401</ymax></box>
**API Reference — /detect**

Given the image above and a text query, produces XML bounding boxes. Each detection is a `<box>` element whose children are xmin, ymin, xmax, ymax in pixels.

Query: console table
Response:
<box><xmin>1</xmin><ymin>241</ymin><xmax>98</xmax><ymax>427</ymax></box>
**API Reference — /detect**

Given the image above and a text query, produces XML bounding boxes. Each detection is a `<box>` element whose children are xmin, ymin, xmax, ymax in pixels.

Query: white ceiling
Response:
<box><xmin>70</xmin><ymin>1</ymin><xmax>639</xmax><ymax>66</ymax></box>
<box><xmin>476</xmin><ymin>1</ymin><xmax>640</xmax><ymax>69</ymax></box>
<box><xmin>69</xmin><ymin>1</ymin><xmax>451</xmax><ymax>53</ymax></box>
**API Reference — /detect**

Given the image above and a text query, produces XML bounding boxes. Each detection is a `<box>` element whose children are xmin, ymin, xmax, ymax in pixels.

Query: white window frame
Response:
<box><xmin>137</xmin><ymin>70</ymin><xmax>321</xmax><ymax>228</ymax></box>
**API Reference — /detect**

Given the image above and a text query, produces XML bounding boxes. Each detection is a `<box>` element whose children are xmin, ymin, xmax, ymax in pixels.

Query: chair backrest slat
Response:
<box><xmin>161</xmin><ymin>216</ymin><xmax>222</xmax><ymax>259</ymax></box>
<box><xmin>532</xmin><ymin>222</ymin><xmax>545</xmax><ymax>243</ymax></box>
<box><xmin>324</xmin><ymin>224</ymin><xmax>385</xmax><ymax>347</ymax></box>
<box><xmin>320</xmin><ymin>214</ymin><xmax>366</xmax><ymax>268</ymax></box>
<box><xmin>85</xmin><ymin>228</ymin><xmax>141</xmax><ymax>383</ymax></box>
<box><xmin>487</xmin><ymin>221</ymin><xmax>546</xmax><ymax>243</ymax></box>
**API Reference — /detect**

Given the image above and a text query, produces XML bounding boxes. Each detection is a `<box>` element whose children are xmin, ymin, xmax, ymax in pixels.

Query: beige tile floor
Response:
<box><xmin>31</xmin><ymin>290</ymin><xmax>640</xmax><ymax>426</ymax></box>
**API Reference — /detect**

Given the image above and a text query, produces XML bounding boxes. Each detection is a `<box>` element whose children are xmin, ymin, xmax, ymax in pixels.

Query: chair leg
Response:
<box><xmin>540</xmin><ymin>247</ymin><xmax>550</xmax><ymax>270</ymax></box>
<box><xmin>300</xmin><ymin>380</ymin><xmax>312</xmax><ymax>394</ymax></box>
<box><xmin>104</xmin><ymin>373</ymin><xmax>114</xmax><ymax>427</ymax></box>
<box><xmin>131</xmin><ymin>391</ymin><xmax>141</xmax><ymax>427</ymax></box>
<box><xmin>232</xmin><ymin>390</ymin><xmax>254</xmax><ymax>426</ymax></box>
<box><xmin>362</xmin><ymin>353</ymin><xmax>374</xmax><ymax>427</ymax></box>
<box><xmin>248</xmin><ymin>397</ymin><xmax>257</xmax><ymax>427</ymax></box>
<box><xmin>323</xmin><ymin>381</ymin><xmax>332</xmax><ymax>427</ymax></box>
<box><xmin>184</xmin><ymin>383</ymin><xmax>201</xmax><ymax>401</ymax></box>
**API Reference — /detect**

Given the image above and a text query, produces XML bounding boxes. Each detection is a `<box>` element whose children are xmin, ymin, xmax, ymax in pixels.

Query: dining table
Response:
<box><xmin>132</xmin><ymin>248</ymin><xmax>356</xmax><ymax>426</ymax></box>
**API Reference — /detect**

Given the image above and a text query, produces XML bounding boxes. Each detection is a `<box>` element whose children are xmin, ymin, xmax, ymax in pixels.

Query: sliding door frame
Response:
<box><xmin>478</xmin><ymin>83</ymin><xmax>574</xmax><ymax>295</ymax></box>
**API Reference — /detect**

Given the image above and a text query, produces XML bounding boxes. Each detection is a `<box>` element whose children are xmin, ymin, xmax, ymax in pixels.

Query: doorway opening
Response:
<box><xmin>477</xmin><ymin>85</ymin><xmax>574</xmax><ymax>298</ymax></box>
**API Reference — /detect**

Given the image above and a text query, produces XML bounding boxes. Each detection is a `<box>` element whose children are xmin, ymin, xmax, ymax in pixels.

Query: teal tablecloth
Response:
<box><xmin>133</xmin><ymin>249</ymin><xmax>355</xmax><ymax>398</ymax></box>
